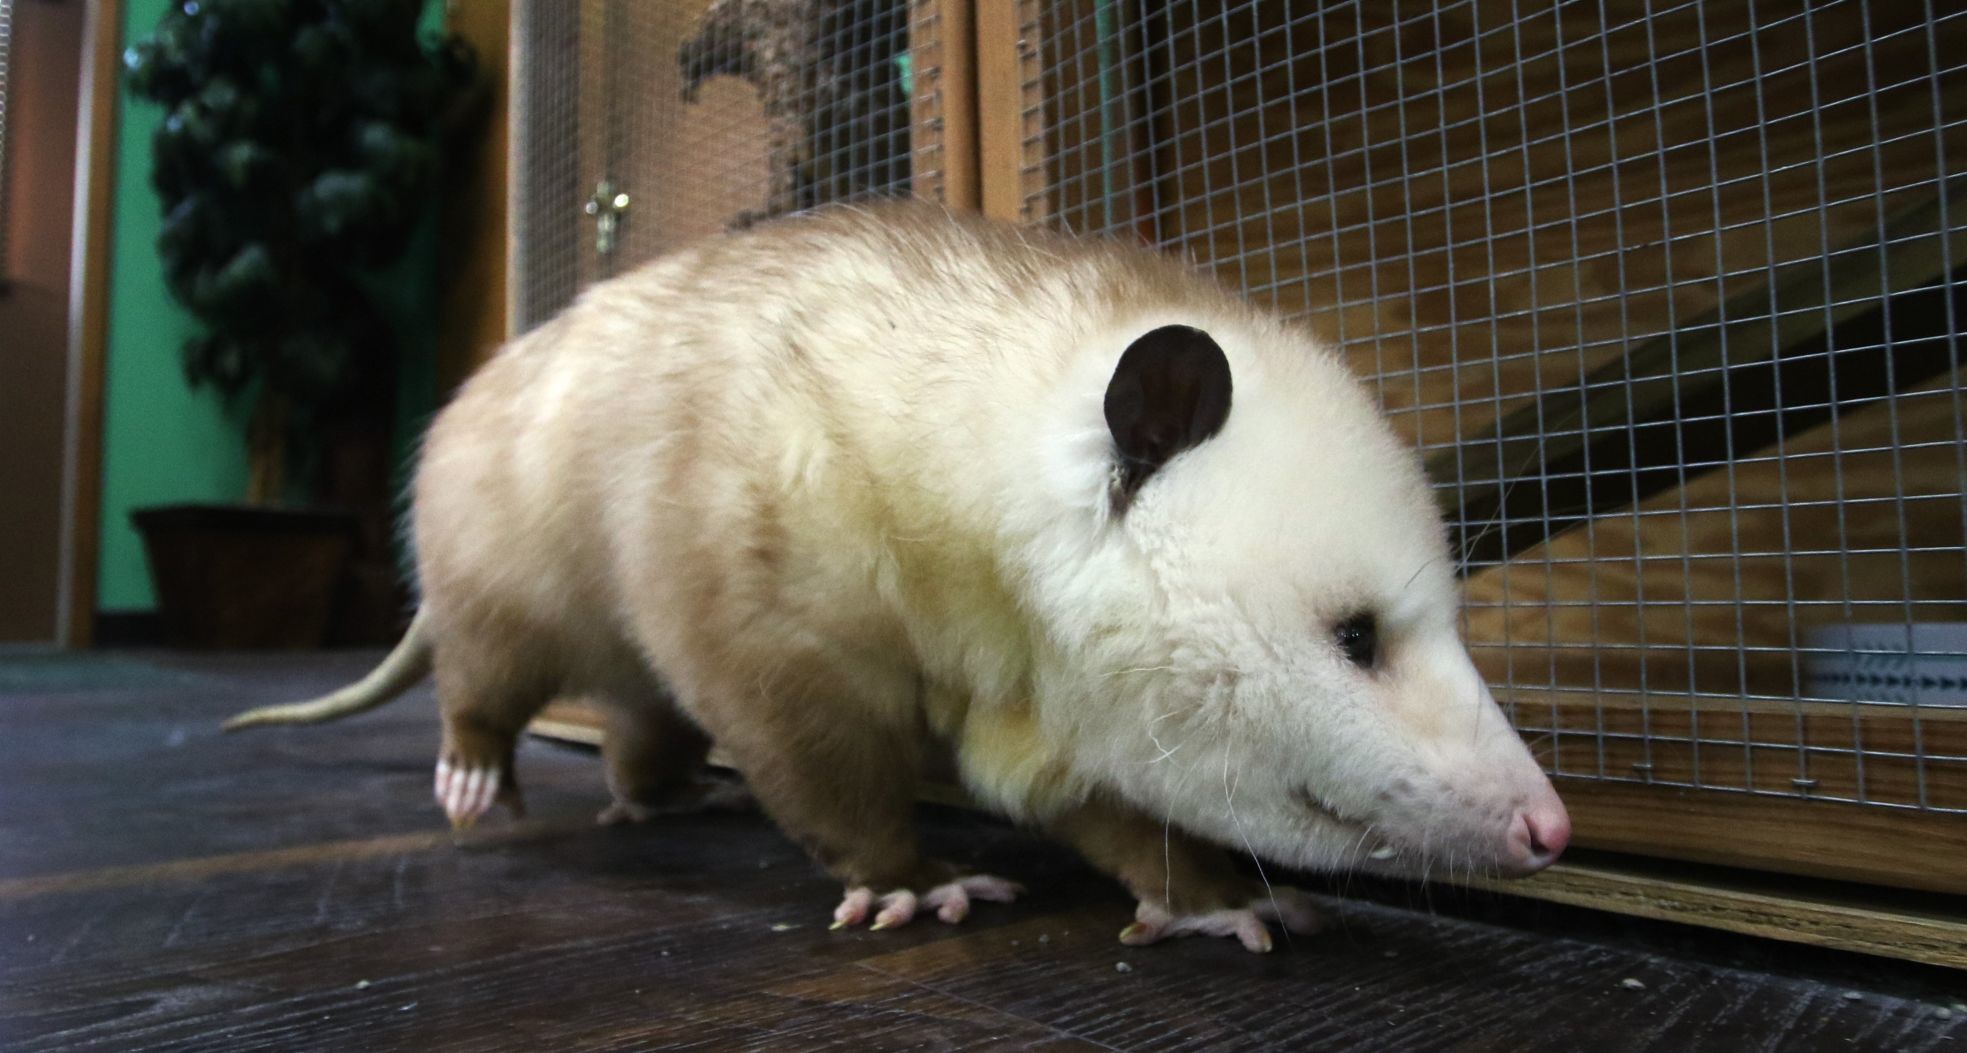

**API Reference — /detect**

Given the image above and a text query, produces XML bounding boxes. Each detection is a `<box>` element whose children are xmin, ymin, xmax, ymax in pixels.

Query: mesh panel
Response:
<box><xmin>1017</xmin><ymin>1</ymin><xmax>1967</xmax><ymax>812</ymax></box>
<box><xmin>511</xmin><ymin>0</ymin><xmax>938</xmax><ymax>332</ymax></box>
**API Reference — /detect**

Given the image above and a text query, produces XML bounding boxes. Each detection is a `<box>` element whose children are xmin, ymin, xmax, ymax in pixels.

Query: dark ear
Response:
<box><xmin>1102</xmin><ymin>324</ymin><xmax>1233</xmax><ymax>512</ymax></box>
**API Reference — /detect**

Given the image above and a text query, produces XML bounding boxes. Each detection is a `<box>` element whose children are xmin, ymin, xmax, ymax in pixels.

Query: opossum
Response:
<box><xmin>225</xmin><ymin>203</ymin><xmax>1569</xmax><ymax>951</ymax></box>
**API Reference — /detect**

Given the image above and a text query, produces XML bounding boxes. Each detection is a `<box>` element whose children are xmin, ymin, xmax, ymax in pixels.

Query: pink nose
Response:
<box><xmin>1503</xmin><ymin>796</ymin><xmax>1571</xmax><ymax>875</ymax></box>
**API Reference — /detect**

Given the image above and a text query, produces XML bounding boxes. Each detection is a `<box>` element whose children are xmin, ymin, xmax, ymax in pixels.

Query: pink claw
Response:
<box><xmin>832</xmin><ymin>887</ymin><xmax>875</xmax><ymax>930</ymax></box>
<box><xmin>434</xmin><ymin>758</ymin><xmax>505</xmax><ymax>829</ymax></box>
<box><xmin>870</xmin><ymin>889</ymin><xmax>918</xmax><ymax>930</ymax></box>
<box><xmin>828</xmin><ymin>875</ymin><xmax>1023</xmax><ymax>931</ymax></box>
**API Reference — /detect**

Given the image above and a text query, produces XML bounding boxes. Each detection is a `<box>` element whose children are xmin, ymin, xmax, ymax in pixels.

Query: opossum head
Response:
<box><xmin>1036</xmin><ymin>317</ymin><xmax>1568</xmax><ymax>880</ymax></box>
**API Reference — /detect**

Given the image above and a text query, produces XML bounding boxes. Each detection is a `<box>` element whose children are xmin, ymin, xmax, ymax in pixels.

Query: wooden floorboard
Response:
<box><xmin>1</xmin><ymin>652</ymin><xmax>1962</xmax><ymax>1051</ymax></box>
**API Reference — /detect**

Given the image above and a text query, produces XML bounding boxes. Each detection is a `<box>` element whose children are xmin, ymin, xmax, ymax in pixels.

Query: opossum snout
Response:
<box><xmin>1345</xmin><ymin>763</ymin><xmax>1570</xmax><ymax>878</ymax></box>
<box><xmin>1406</xmin><ymin>750</ymin><xmax>1571</xmax><ymax>878</ymax></box>
<box><xmin>1499</xmin><ymin>786</ymin><xmax>1571</xmax><ymax>876</ymax></box>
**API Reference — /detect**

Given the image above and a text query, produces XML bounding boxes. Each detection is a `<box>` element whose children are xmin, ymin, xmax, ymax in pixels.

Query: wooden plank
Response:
<box><xmin>1504</xmin><ymin>685</ymin><xmax>1967</xmax><ymax>813</ymax></box>
<box><xmin>1465</xmin><ymin>856</ymin><xmax>1967</xmax><ymax>971</ymax></box>
<box><xmin>1502</xmin><ymin>685</ymin><xmax>1967</xmax><ymax>724</ymax></box>
<box><xmin>975</xmin><ymin>0</ymin><xmax>1036</xmax><ymax>222</ymax></box>
<box><xmin>1557</xmin><ymin>779</ymin><xmax>1967</xmax><ymax>896</ymax></box>
<box><xmin>439</xmin><ymin>0</ymin><xmax>512</xmax><ymax>377</ymax></box>
<box><xmin>530</xmin><ymin>698</ymin><xmax>607</xmax><ymax>747</ymax></box>
<box><xmin>910</xmin><ymin>0</ymin><xmax>977</xmax><ymax>209</ymax></box>
<box><xmin>1437</xmin><ymin>180</ymin><xmax>1967</xmax><ymax>568</ymax></box>
<box><xmin>57</xmin><ymin>0</ymin><xmax>123</xmax><ymax>648</ymax></box>
<box><xmin>1529</xmin><ymin>717</ymin><xmax>1965</xmax><ymax>816</ymax></box>
<box><xmin>0</xmin><ymin>820</ymin><xmax>586</xmax><ymax>902</ymax></box>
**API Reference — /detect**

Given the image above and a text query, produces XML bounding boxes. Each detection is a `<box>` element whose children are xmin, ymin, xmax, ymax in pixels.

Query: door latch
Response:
<box><xmin>585</xmin><ymin>180</ymin><xmax>631</xmax><ymax>256</ymax></box>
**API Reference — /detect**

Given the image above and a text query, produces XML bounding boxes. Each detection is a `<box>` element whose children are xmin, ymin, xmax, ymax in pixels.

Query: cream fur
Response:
<box><xmin>411</xmin><ymin>201</ymin><xmax>1561</xmax><ymax>882</ymax></box>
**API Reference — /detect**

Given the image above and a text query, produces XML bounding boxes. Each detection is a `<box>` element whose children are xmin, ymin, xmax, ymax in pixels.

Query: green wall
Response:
<box><xmin>97</xmin><ymin>0</ymin><xmax>441</xmax><ymax>612</ymax></box>
<box><xmin>96</xmin><ymin>0</ymin><xmax>248</xmax><ymax>611</ymax></box>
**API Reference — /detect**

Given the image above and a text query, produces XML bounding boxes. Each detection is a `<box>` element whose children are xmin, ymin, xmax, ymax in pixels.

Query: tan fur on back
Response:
<box><xmin>417</xmin><ymin>203</ymin><xmax>1234</xmax><ymax>823</ymax></box>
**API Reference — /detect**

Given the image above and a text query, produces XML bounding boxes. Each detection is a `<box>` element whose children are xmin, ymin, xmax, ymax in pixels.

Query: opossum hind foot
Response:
<box><xmin>1118</xmin><ymin>886</ymin><xmax>1328</xmax><ymax>954</ymax></box>
<box><xmin>831</xmin><ymin>874</ymin><xmax>1024</xmax><ymax>931</ymax></box>
<box><xmin>595</xmin><ymin>775</ymin><xmax>754</xmax><ymax>826</ymax></box>
<box><xmin>434</xmin><ymin>757</ymin><xmax>524</xmax><ymax>829</ymax></box>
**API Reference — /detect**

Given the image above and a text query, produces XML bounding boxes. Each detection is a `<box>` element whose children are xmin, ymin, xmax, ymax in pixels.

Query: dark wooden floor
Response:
<box><xmin>2</xmin><ymin>652</ymin><xmax>1962</xmax><ymax>1052</ymax></box>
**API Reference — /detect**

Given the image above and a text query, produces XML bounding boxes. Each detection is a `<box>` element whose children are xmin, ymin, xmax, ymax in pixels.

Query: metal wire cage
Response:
<box><xmin>510</xmin><ymin>0</ymin><xmax>954</xmax><ymax>332</ymax></box>
<box><xmin>1007</xmin><ymin>1</ymin><xmax>1967</xmax><ymax>838</ymax></box>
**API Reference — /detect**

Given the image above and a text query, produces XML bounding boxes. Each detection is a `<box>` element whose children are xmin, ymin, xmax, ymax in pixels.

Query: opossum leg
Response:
<box><xmin>432</xmin><ymin>641</ymin><xmax>556</xmax><ymax>830</ymax></box>
<box><xmin>1046</xmin><ymin>795</ymin><xmax>1330</xmax><ymax>954</ymax></box>
<box><xmin>595</xmin><ymin>693</ymin><xmax>750</xmax><ymax>825</ymax></box>
<box><xmin>690</xmin><ymin>668</ymin><xmax>1016</xmax><ymax>929</ymax></box>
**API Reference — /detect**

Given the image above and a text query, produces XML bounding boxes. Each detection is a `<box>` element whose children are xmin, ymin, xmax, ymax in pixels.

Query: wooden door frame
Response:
<box><xmin>58</xmin><ymin>0</ymin><xmax>121</xmax><ymax>648</ymax></box>
<box><xmin>438</xmin><ymin>0</ymin><xmax>513</xmax><ymax>381</ymax></box>
<box><xmin>975</xmin><ymin>0</ymin><xmax>1028</xmax><ymax>223</ymax></box>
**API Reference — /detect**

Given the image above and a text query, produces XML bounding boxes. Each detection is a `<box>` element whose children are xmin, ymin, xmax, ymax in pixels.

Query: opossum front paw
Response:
<box><xmin>829</xmin><ymin>874</ymin><xmax>1024</xmax><ymax>931</ymax></box>
<box><xmin>434</xmin><ymin>757</ymin><xmax>523</xmax><ymax>829</ymax></box>
<box><xmin>1118</xmin><ymin>886</ymin><xmax>1328</xmax><ymax>954</ymax></box>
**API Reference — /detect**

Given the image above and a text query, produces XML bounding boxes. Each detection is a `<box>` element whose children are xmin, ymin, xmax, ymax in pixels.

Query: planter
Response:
<box><xmin>131</xmin><ymin>503</ymin><xmax>358</xmax><ymax>650</ymax></box>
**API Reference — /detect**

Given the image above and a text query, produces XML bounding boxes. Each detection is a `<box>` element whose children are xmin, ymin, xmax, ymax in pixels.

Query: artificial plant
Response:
<box><xmin>125</xmin><ymin>0</ymin><xmax>477</xmax><ymax>502</ymax></box>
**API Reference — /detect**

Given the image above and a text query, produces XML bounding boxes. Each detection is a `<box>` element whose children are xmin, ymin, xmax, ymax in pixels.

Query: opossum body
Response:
<box><xmin>228</xmin><ymin>203</ymin><xmax>1569</xmax><ymax>951</ymax></box>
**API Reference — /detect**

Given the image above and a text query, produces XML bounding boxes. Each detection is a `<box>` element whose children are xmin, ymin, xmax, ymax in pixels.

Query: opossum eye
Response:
<box><xmin>1334</xmin><ymin>613</ymin><xmax>1378</xmax><ymax>669</ymax></box>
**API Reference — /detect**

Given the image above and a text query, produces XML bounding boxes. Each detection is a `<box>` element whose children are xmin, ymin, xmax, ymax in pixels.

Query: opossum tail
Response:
<box><xmin>221</xmin><ymin>609</ymin><xmax>434</xmax><ymax>732</ymax></box>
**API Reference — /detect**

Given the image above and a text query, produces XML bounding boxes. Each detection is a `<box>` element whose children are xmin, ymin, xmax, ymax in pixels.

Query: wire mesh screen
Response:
<box><xmin>1014</xmin><ymin>1</ymin><xmax>1967</xmax><ymax>813</ymax></box>
<box><xmin>511</xmin><ymin>0</ymin><xmax>942</xmax><ymax>332</ymax></box>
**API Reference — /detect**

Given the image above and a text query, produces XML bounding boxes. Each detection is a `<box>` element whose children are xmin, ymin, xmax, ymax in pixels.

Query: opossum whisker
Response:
<box><xmin>1402</xmin><ymin>555</ymin><xmax>1444</xmax><ymax>592</ymax></box>
<box><xmin>1454</xmin><ymin>432</ymin><xmax>1551</xmax><ymax>573</ymax></box>
<box><xmin>1221</xmin><ymin>738</ymin><xmax>1287</xmax><ymax>949</ymax></box>
<box><xmin>1416</xmin><ymin>829</ymin><xmax>1439</xmax><ymax>918</ymax></box>
<box><xmin>1156</xmin><ymin>727</ymin><xmax>1211</xmax><ymax>911</ymax></box>
<box><xmin>1338</xmin><ymin>821</ymin><xmax>1377</xmax><ymax>902</ymax></box>
<box><xmin>1143</xmin><ymin>704</ymin><xmax>1191</xmax><ymax>765</ymax></box>
<box><xmin>1163</xmin><ymin>809</ymin><xmax>1175</xmax><ymax>911</ymax></box>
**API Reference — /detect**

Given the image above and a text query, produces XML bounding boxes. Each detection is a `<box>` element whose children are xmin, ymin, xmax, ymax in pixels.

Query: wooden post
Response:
<box><xmin>59</xmin><ymin>0</ymin><xmax>124</xmax><ymax>648</ymax></box>
<box><xmin>910</xmin><ymin>0</ymin><xmax>978</xmax><ymax>210</ymax></box>
<box><xmin>975</xmin><ymin>0</ymin><xmax>1039</xmax><ymax>223</ymax></box>
<box><xmin>440</xmin><ymin>0</ymin><xmax>512</xmax><ymax>379</ymax></box>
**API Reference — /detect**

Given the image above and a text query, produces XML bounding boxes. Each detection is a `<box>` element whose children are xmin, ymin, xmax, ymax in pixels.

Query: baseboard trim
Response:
<box><xmin>92</xmin><ymin>610</ymin><xmax>161</xmax><ymax>647</ymax></box>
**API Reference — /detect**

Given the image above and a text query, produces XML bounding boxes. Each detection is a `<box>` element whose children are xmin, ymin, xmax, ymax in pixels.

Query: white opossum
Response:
<box><xmin>226</xmin><ymin>202</ymin><xmax>1569</xmax><ymax>952</ymax></box>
